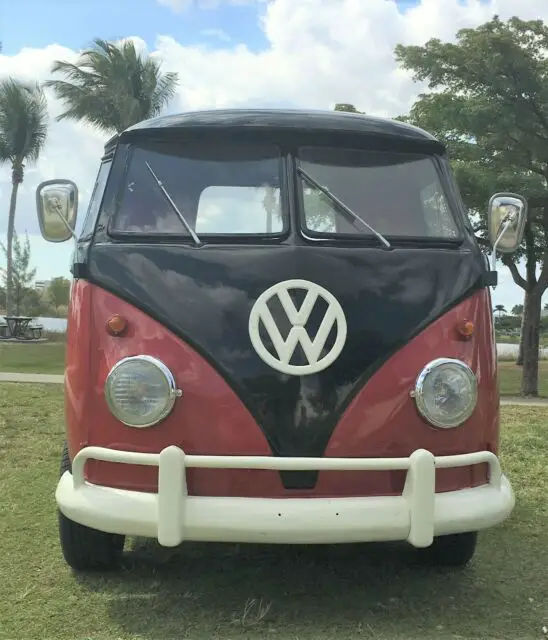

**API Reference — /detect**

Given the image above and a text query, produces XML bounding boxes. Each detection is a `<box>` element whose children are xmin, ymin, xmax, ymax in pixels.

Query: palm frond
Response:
<box><xmin>47</xmin><ymin>38</ymin><xmax>180</xmax><ymax>133</ymax></box>
<box><xmin>0</xmin><ymin>78</ymin><xmax>48</xmax><ymax>167</ymax></box>
<box><xmin>151</xmin><ymin>71</ymin><xmax>179</xmax><ymax>115</ymax></box>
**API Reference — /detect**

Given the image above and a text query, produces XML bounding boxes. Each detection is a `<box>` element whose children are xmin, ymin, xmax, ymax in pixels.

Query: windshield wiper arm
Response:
<box><xmin>144</xmin><ymin>161</ymin><xmax>202</xmax><ymax>246</ymax></box>
<box><xmin>297</xmin><ymin>166</ymin><xmax>392</xmax><ymax>250</ymax></box>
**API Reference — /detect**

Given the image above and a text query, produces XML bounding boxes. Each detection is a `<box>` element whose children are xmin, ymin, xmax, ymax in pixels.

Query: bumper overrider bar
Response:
<box><xmin>56</xmin><ymin>446</ymin><xmax>515</xmax><ymax>548</ymax></box>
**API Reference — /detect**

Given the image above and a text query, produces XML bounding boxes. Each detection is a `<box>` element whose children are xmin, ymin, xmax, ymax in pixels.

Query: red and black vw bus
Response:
<box><xmin>36</xmin><ymin>109</ymin><xmax>527</xmax><ymax>572</ymax></box>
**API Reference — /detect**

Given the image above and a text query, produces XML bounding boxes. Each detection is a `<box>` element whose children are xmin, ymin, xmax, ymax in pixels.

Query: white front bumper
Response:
<box><xmin>56</xmin><ymin>446</ymin><xmax>515</xmax><ymax>548</ymax></box>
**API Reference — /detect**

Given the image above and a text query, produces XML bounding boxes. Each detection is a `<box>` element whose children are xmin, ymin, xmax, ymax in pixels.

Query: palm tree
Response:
<box><xmin>494</xmin><ymin>304</ymin><xmax>507</xmax><ymax>318</ymax></box>
<box><xmin>0</xmin><ymin>78</ymin><xmax>48</xmax><ymax>315</ymax></box>
<box><xmin>45</xmin><ymin>38</ymin><xmax>179</xmax><ymax>134</ymax></box>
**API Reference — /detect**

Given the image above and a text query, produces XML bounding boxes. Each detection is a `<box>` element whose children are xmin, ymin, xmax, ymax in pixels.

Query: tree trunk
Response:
<box><xmin>516</xmin><ymin>293</ymin><xmax>527</xmax><ymax>366</ymax></box>
<box><xmin>520</xmin><ymin>292</ymin><xmax>542</xmax><ymax>396</ymax></box>
<box><xmin>5</xmin><ymin>176</ymin><xmax>20</xmax><ymax>317</ymax></box>
<box><xmin>14</xmin><ymin>283</ymin><xmax>20</xmax><ymax>316</ymax></box>
<box><xmin>516</xmin><ymin>327</ymin><xmax>524</xmax><ymax>365</ymax></box>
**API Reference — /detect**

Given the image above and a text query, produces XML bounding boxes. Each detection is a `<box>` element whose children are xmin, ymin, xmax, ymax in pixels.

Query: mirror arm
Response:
<box><xmin>53</xmin><ymin>208</ymin><xmax>77</xmax><ymax>240</ymax></box>
<box><xmin>490</xmin><ymin>216</ymin><xmax>516</xmax><ymax>289</ymax></box>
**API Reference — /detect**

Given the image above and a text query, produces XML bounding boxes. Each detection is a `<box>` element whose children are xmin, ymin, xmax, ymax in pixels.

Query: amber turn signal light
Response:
<box><xmin>106</xmin><ymin>314</ymin><xmax>128</xmax><ymax>336</ymax></box>
<box><xmin>457</xmin><ymin>320</ymin><xmax>475</xmax><ymax>339</ymax></box>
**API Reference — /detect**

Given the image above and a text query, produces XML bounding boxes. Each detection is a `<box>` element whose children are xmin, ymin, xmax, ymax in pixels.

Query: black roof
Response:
<box><xmin>106</xmin><ymin>108</ymin><xmax>443</xmax><ymax>153</ymax></box>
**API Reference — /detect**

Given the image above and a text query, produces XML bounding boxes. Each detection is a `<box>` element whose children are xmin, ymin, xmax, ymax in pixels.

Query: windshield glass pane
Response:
<box><xmin>111</xmin><ymin>141</ymin><xmax>284</xmax><ymax>236</ymax></box>
<box><xmin>298</xmin><ymin>146</ymin><xmax>460</xmax><ymax>239</ymax></box>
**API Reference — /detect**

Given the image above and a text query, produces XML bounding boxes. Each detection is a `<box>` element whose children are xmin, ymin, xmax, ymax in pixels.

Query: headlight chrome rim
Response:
<box><xmin>104</xmin><ymin>355</ymin><xmax>181</xmax><ymax>428</ymax></box>
<box><xmin>413</xmin><ymin>357</ymin><xmax>477</xmax><ymax>429</ymax></box>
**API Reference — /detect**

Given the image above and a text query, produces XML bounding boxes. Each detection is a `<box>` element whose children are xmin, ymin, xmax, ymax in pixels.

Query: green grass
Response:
<box><xmin>496</xmin><ymin>335</ymin><xmax>521</xmax><ymax>344</ymax></box>
<box><xmin>498</xmin><ymin>361</ymin><xmax>548</xmax><ymax>397</ymax></box>
<box><xmin>0</xmin><ymin>383</ymin><xmax>547</xmax><ymax>640</ymax></box>
<box><xmin>0</xmin><ymin>340</ymin><xmax>65</xmax><ymax>374</ymax></box>
<box><xmin>496</xmin><ymin>333</ymin><xmax>548</xmax><ymax>345</ymax></box>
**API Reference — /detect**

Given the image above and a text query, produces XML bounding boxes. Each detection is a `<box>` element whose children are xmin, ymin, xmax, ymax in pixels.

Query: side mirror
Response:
<box><xmin>36</xmin><ymin>179</ymin><xmax>79</xmax><ymax>243</ymax></box>
<box><xmin>488</xmin><ymin>192</ymin><xmax>527</xmax><ymax>254</ymax></box>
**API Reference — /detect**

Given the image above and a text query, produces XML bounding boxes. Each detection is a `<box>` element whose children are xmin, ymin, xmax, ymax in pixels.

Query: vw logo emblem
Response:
<box><xmin>248</xmin><ymin>279</ymin><xmax>347</xmax><ymax>376</ymax></box>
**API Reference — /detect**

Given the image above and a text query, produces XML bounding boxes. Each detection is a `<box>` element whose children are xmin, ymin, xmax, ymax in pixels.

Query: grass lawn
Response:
<box><xmin>496</xmin><ymin>334</ymin><xmax>548</xmax><ymax>345</ymax></box>
<box><xmin>498</xmin><ymin>361</ymin><xmax>548</xmax><ymax>397</ymax></box>
<box><xmin>0</xmin><ymin>383</ymin><xmax>546</xmax><ymax>640</ymax></box>
<box><xmin>0</xmin><ymin>341</ymin><xmax>65</xmax><ymax>374</ymax></box>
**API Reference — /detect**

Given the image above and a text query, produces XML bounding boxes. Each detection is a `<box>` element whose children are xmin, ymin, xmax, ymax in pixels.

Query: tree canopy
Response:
<box><xmin>333</xmin><ymin>103</ymin><xmax>363</xmax><ymax>113</ymax></box>
<box><xmin>0</xmin><ymin>78</ymin><xmax>48</xmax><ymax>179</ymax></box>
<box><xmin>47</xmin><ymin>276</ymin><xmax>71</xmax><ymax>312</ymax></box>
<box><xmin>45</xmin><ymin>38</ymin><xmax>179</xmax><ymax>134</ymax></box>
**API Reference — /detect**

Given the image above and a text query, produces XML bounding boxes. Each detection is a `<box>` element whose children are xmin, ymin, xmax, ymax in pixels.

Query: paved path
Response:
<box><xmin>500</xmin><ymin>396</ymin><xmax>548</xmax><ymax>407</ymax></box>
<box><xmin>0</xmin><ymin>372</ymin><xmax>64</xmax><ymax>384</ymax></box>
<box><xmin>1</xmin><ymin>372</ymin><xmax>547</xmax><ymax>407</ymax></box>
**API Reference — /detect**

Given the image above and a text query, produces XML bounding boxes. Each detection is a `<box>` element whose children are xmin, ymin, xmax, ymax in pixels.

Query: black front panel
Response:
<box><xmin>88</xmin><ymin>243</ymin><xmax>485</xmax><ymax>486</ymax></box>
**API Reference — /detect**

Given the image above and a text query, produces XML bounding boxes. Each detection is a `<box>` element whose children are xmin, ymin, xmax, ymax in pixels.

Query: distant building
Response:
<box><xmin>34</xmin><ymin>280</ymin><xmax>51</xmax><ymax>292</ymax></box>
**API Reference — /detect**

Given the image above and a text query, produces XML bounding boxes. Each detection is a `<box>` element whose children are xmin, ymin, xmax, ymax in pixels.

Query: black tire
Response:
<box><xmin>58</xmin><ymin>442</ymin><xmax>125</xmax><ymax>572</ymax></box>
<box><xmin>414</xmin><ymin>531</ymin><xmax>478</xmax><ymax>568</ymax></box>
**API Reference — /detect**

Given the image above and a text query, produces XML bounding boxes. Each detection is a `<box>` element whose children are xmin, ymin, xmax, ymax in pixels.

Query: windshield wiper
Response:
<box><xmin>144</xmin><ymin>161</ymin><xmax>202</xmax><ymax>246</ymax></box>
<box><xmin>297</xmin><ymin>166</ymin><xmax>392</xmax><ymax>250</ymax></box>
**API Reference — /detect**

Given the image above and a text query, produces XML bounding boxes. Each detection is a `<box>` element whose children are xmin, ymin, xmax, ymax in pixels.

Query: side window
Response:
<box><xmin>79</xmin><ymin>160</ymin><xmax>111</xmax><ymax>239</ymax></box>
<box><xmin>195</xmin><ymin>185</ymin><xmax>283</xmax><ymax>234</ymax></box>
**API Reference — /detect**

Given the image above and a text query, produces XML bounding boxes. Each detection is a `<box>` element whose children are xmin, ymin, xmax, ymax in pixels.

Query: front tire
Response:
<box><xmin>58</xmin><ymin>442</ymin><xmax>125</xmax><ymax>572</ymax></box>
<box><xmin>414</xmin><ymin>532</ymin><xmax>478</xmax><ymax>568</ymax></box>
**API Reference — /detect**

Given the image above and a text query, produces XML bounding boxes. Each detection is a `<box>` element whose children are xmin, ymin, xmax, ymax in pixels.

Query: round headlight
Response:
<box><xmin>104</xmin><ymin>356</ymin><xmax>181</xmax><ymax>428</ymax></box>
<box><xmin>413</xmin><ymin>358</ymin><xmax>477</xmax><ymax>429</ymax></box>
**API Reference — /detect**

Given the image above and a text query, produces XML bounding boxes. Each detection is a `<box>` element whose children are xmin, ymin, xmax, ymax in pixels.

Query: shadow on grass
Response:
<box><xmin>72</xmin><ymin>534</ymin><xmax>524</xmax><ymax>639</ymax></box>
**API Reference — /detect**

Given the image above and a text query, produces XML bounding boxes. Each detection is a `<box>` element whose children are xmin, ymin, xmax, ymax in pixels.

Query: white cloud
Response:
<box><xmin>200</xmin><ymin>28</ymin><xmax>232</xmax><ymax>42</ymax></box>
<box><xmin>157</xmin><ymin>0</ymin><xmax>192</xmax><ymax>11</ymax></box>
<box><xmin>1</xmin><ymin>0</ymin><xmax>547</xmax><ymax>309</ymax></box>
<box><xmin>157</xmin><ymin>0</ymin><xmax>257</xmax><ymax>13</ymax></box>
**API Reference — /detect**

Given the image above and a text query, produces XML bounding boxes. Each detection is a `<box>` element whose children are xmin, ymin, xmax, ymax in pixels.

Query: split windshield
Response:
<box><xmin>109</xmin><ymin>139</ymin><xmax>460</xmax><ymax>241</ymax></box>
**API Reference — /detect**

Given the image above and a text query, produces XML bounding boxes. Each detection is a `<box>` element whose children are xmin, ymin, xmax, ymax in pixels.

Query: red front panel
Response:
<box><xmin>64</xmin><ymin>281</ymin><xmax>497</xmax><ymax>498</ymax></box>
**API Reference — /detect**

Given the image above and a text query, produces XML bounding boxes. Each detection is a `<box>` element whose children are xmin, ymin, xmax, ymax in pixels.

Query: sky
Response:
<box><xmin>0</xmin><ymin>0</ymin><xmax>546</xmax><ymax>311</ymax></box>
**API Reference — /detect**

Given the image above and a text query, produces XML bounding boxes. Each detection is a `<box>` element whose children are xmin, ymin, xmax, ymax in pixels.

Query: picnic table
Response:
<box><xmin>2</xmin><ymin>316</ymin><xmax>36</xmax><ymax>339</ymax></box>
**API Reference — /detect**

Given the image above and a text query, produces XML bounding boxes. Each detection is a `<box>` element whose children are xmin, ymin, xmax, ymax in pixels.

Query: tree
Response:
<box><xmin>334</xmin><ymin>103</ymin><xmax>363</xmax><ymax>113</ymax></box>
<box><xmin>495</xmin><ymin>313</ymin><xmax>521</xmax><ymax>332</ymax></box>
<box><xmin>0</xmin><ymin>78</ymin><xmax>48</xmax><ymax>316</ymax></box>
<box><xmin>47</xmin><ymin>276</ymin><xmax>71</xmax><ymax>314</ymax></box>
<box><xmin>395</xmin><ymin>16</ymin><xmax>548</xmax><ymax>396</ymax></box>
<box><xmin>1</xmin><ymin>231</ymin><xmax>36</xmax><ymax>316</ymax></box>
<box><xmin>21</xmin><ymin>288</ymin><xmax>44</xmax><ymax>317</ymax></box>
<box><xmin>494</xmin><ymin>304</ymin><xmax>507</xmax><ymax>318</ymax></box>
<box><xmin>512</xmin><ymin>304</ymin><xmax>524</xmax><ymax>316</ymax></box>
<box><xmin>45</xmin><ymin>38</ymin><xmax>179</xmax><ymax>134</ymax></box>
